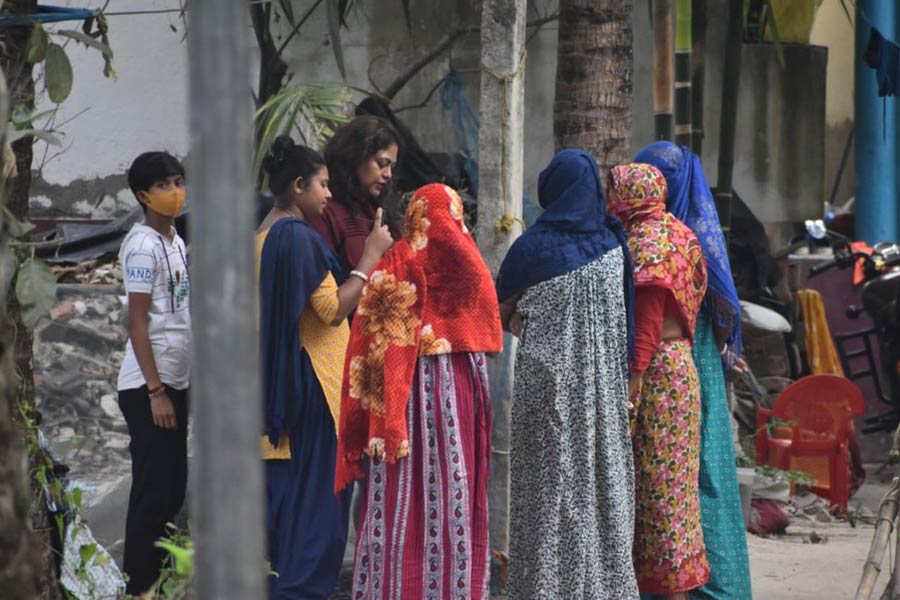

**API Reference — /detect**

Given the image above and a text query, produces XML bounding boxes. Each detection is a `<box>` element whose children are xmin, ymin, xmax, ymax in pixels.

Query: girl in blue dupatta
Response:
<box><xmin>257</xmin><ymin>136</ymin><xmax>393</xmax><ymax>599</ymax></box>
<box><xmin>635</xmin><ymin>141</ymin><xmax>752</xmax><ymax>600</ymax></box>
<box><xmin>497</xmin><ymin>149</ymin><xmax>639</xmax><ymax>599</ymax></box>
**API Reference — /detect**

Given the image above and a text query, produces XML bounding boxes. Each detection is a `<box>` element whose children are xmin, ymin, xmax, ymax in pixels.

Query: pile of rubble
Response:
<box><xmin>51</xmin><ymin>259</ymin><xmax>123</xmax><ymax>286</ymax></box>
<box><xmin>35</xmin><ymin>290</ymin><xmax>130</xmax><ymax>496</ymax></box>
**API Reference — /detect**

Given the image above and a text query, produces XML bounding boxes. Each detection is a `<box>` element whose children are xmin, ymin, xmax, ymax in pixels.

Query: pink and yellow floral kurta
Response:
<box><xmin>608</xmin><ymin>163</ymin><xmax>711</xmax><ymax>595</ymax></box>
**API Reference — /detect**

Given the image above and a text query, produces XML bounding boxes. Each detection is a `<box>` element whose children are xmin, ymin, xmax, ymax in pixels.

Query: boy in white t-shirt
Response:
<box><xmin>117</xmin><ymin>151</ymin><xmax>190</xmax><ymax>595</ymax></box>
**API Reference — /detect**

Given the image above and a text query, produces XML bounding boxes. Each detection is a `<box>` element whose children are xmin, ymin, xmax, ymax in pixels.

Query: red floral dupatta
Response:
<box><xmin>335</xmin><ymin>184</ymin><xmax>503</xmax><ymax>492</ymax></box>
<box><xmin>607</xmin><ymin>163</ymin><xmax>707</xmax><ymax>338</ymax></box>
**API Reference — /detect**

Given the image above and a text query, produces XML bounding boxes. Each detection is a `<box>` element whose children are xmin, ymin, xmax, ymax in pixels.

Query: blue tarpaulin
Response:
<box><xmin>0</xmin><ymin>5</ymin><xmax>95</xmax><ymax>27</ymax></box>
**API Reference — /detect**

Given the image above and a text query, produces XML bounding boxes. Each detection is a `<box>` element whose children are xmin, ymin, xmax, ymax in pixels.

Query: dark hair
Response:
<box><xmin>128</xmin><ymin>151</ymin><xmax>185</xmax><ymax>195</ymax></box>
<box><xmin>127</xmin><ymin>151</ymin><xmax>185</xmax><ymax>214</ymax></box>
<box><xmin>325</xmin><ymin>115</ymin><xmax>399</xmax><ymax>214</ymax></box>
<box><xmin>261</xmin><ymin>135</ymin><xmax>326</xmax><ymax>205</ymax></box>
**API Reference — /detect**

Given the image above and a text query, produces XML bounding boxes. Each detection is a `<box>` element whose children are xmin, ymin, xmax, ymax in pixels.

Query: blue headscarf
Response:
<box><xmin>635</xmin><ymin>141</ymin><xmax>742</xmax><ymax>367</ymax></box>
<box><xmin>496</xmin><ymin>149</ymin><xmax>634</xmax><ymax>355</ymax></box>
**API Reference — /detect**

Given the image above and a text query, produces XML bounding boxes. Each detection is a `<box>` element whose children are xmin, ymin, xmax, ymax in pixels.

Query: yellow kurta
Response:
<box><xmin>256</xmin><ymin>227</ymin><xmax>349</xmax><ymax>459</ymax></box>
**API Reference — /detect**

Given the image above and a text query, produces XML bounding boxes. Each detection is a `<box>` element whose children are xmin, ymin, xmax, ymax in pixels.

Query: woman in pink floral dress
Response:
<box><xmin>607</xmin><ymin>163</ymin><xmax>710</xmax><ymax>599</ymax></box>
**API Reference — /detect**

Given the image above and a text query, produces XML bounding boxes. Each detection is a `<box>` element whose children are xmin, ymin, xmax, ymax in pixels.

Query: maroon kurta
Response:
<box><xmin>310</xmin><ymin>200</ymin><xmax>404</xmax><ymax>277</ymax></box>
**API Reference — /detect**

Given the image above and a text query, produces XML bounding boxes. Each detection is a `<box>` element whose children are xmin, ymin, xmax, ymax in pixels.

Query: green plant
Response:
<box><xmin>754</xmin><ymin>464</ymin><xmax>816</xmax><ymax>487</ymax></box>
<box><xmin>737</xmin><ymin>418</ymin><xmax>816</xmax><ymax>486</ymax></box>
<box><xmin>6</xmin><ymin>15</ymin><xmax>115</xmax><ymax>174</ymax></box>
<box><xmin>16</xmin><ymin>394</ymin><xmax>117</xmax><ymax>600</ymax></box>
<box><xmin>130</xmin><ymin>525</ymin><xmax>278</xmax><ymax>599</ymax></box>
<box><xmin>253</xmin><ymin>84</ymin><xmax>350</xmax><ymax>181</ymax></box>
<box><xmin>142</xmin><ymin>525</ymin><xmax>194</xmax><ymax>600</ymax></box>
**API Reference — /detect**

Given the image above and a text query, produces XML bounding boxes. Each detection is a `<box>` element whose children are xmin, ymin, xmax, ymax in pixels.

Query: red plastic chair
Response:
<box><xmin>754</xmin><ymin>374</ymin><xmax>864</xmax><ymax>514</ymax></box>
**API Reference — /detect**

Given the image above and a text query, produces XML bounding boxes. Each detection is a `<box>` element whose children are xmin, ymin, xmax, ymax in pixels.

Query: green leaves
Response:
<box><xmin>325</xmin><ymin>0</ymin><xmax>357</xmax><ymax>80</ymax></box>
<box><xmin>764</xmin><ymin>3</ymin><xmax>784</xmax><ymax>68</ymax></box>
<box><xmin>55</xmin><ymin>30</ymin><xmax>114</xmax><ymax>60</ymax></box>
<box><xmin>27</xmin><ymin>24</ymin><xmax>49</xmax><ymax>64</ymax></box>
<box><xmin>155</xmin><ymin>539</ymin><xmax>195</xmax><ymax>577</ymax></box>
<box><xmin>6</xmin><ymin>126</ymin><xmax>63</xmax><ymax>147</ymax></box>
<box><xmin>79</xmin><ymin>542</ymin><xmax>98</xmax><ymax>566</ymax></box>
<box><xmin>15</xmin><ymin>257</ymin><xmax>57</xmax><ymax>329</ymax></box>
<box><xmin>4</xmin><ymin>206</ymin><xmax>35</xmax><ymax>238</ymax></box>
<box><xmin>254</xmin><ymin>84</ymin><xmax>350</xmax><ymax>180</ymax></box>
<box><xmin>45</xmin><ymin>43</ymin><xmax>74</xmax><ymax>103</ymax></box>
<box><xmin>326</xmin><ymin>0</ymin><xmax>348</xmax><ymax>80</ymax></box>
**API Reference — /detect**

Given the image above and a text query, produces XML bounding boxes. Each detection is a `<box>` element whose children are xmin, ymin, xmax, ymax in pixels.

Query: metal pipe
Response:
<box><xmin>856</xmin><ymin>0</ymin><xmax>898</xmax><ymax>244</ymax></box>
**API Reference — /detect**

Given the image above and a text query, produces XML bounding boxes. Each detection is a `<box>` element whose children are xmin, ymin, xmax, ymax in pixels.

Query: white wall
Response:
<box><xmin>28</xmin><ymin>0</ymin><xmax>844</xmax><ymax>227</ymax></box>
<box><xmin>30</xmin><ymin>0</ymin><xmax>189</xmax><ymax>217</ymax></box>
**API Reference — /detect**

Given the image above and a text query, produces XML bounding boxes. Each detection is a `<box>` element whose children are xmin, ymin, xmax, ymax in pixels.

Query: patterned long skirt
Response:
<box><xmin>351</xmin><ymin>352</ymin><xmax>491</xmax><ymax>600</ymax></box>
<box><xmin>692</xmin><ymin>311</ymin><xmax>752</xmax><ymax>600</ymax></box>
<box><xmin>632</xmin><ymin>338</ymin><xmax>710</xmax><ymax>595</ymax></box>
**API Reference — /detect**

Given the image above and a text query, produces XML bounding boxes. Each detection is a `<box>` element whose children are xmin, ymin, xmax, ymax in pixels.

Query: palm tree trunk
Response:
<box><xmin>715</xmin><ymin>0</ymin><xmax>743</xmax><ymax>237</ymax></box>
<box><xmin>554</xmin><ymin>0</ymin><xmax>634</xmax><ymax>174</ymax></box>
<box><xmin>0</xmin><ymin>2</ymin><xmax>63</xmax><ymax>598</ymax></box>
<box><xmin>674</xmin><ymin>0</ymin><xmax>692</xmax><ymax>146</ymax></box>
<box><xmin>652</xmin><ymin>0</ymin><xmax>674</xmax><ymax>140</ymax></box>
<box><xmin>691</xmin><ymin>0</ymin><xmax>707</xmax><ymax>154</ymax></box>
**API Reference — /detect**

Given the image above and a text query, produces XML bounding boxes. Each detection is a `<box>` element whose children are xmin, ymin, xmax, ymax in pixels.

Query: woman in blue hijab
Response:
<box><xmin>635</xmin><ymin>141</ymin><xmax>752</xmax><ymax>600</ymax></box>
<box><xmin>497</xmin><ymin>149</ymin><xmax>639</xmax><ymax>599</ymax></box>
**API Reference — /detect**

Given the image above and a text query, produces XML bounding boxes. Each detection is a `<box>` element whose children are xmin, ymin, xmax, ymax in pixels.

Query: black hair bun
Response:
<box><xmin>262</xmin><ymin>135</ymin><xmax>296</xmax><ymax>175</ymax></box>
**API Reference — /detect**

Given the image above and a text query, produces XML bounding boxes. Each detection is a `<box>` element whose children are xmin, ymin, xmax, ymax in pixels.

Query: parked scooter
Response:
<box><xmin>805</xmin><ymin>225</ymin><xmax>900</xmax><ymax>433</ymax></box>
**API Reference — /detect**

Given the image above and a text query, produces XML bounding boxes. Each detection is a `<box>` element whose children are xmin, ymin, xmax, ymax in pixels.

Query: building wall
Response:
<box><xmin>810</xmin><ymin>1</ymin><xmax>855</xmax><ymax>211</ymax></box>
<box><xmin>28</xmin><ymin>0</ymin><xmax>851</xmax><ymax>231</ymax></box>
<box><xmin>30</xmin><ymin>0</ymin><xmax>190</xmax><ymax>217</ymax></box>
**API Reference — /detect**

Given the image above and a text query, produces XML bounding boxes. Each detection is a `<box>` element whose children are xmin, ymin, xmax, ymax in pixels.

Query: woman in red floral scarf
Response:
<box><xmin>335</xmin><ymin>183</ymin><xmax>503</xmax><ymax>599</ymax></box>
<box><xmin>607</xmin><ymin>163</ymin><xmax>710</xmax><ymax>599</ymax></box>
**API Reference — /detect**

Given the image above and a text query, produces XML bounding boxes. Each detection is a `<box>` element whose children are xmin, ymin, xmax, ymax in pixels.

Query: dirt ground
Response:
<box><xmin>328</xmin><ymin>468</ymin><xmax>893</xmax><ymax>599</ymax></box>
<box><xmin>749</xmin><ymin>463</ymin><xmax>892</xmax><ymax>600</ymax></box>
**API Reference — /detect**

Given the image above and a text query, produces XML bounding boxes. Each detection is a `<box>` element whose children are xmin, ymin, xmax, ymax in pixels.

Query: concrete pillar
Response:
<box><xmin>855</xmin><ymin>1</ymin><xmax>898</xmax><ymax>243</ymax></box>
<box><xmin>476</xmin><ymin>0</ymin><xmax>527</xmax><ymax>572</ymax></box>
<box><xmin>187</xmin><ymin>1</ymin><xmax>265</xmax><ymax>597</ymax></box>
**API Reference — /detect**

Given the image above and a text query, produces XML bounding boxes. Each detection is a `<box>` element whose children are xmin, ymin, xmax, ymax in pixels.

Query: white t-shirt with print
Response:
<box><xmin>117</xmin><ymin>224</ymin><xmax>191</xmax><ymax>391</ymax></box>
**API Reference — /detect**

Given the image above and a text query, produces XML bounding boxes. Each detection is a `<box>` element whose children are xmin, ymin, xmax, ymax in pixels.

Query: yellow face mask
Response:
<box><xmin>141</xmin><ymin>188</ymin><xmax>186</xmax><ymax>217</ymax></box>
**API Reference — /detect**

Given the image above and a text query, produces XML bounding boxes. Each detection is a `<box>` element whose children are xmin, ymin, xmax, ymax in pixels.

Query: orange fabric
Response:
<box><xmin>335</xmin><ymin>184</ymin><xmax>503</xmax><ymax>492</ymax></box>
<box><xmin>797</xmin><ymin>289</ymin><xmax>844</xmax><ymax>376</ymax></box>
<box><xmin>851</xmin><ymin>241</ymin><xmax>874</xmax><ymax>286</ymax></box>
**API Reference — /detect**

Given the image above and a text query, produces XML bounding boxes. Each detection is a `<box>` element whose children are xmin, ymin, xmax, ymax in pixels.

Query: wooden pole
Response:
<box><xmin>187</xmin><ymin>2</ymin><xmax>265</xmax><ymax>598</ymax></box>
<box><xmin>690</xmin><ymin>0</ymin><xmax>706</xmax><ymax>154</ymax></box>
<box><xmin>714</xmin><ymin>0</ymin><xmax>743</xmax><ymax>236</ymax></box>
<box><xmin>855</xmin><ymin>477</ymin><xmax>899</xmax><ymax>599</ymax></box>
<box><xmin>674</xmin><ymin>0</ymin><xmax>692</xmax><ymax>146</ymax></box>
<box><xmin>476</xmin><ymin>0</ymin><xmax>527</xmax><ymax>582</ymax></box>
<box><xmin>652</xmin><ymin>0</ymin><xmax>674</xmax><ymax>140</ymax></box>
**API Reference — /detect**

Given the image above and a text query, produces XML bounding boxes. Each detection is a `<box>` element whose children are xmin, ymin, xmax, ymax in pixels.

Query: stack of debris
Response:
<box><xmin>34</xmin><ymin>290</ymin><xmax>130</xmax><ymax>498</ymax></box>
<box><xmin>52</xmin><ymin>259</ymin><xmax>123</xmax><ymax>286</ymax></box>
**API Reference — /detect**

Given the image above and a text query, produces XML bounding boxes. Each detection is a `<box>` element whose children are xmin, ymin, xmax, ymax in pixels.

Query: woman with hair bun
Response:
<box><xmin>256</xmin><ymin>135</ymin><xmax>392</xmax><ymax>599</ymax></box>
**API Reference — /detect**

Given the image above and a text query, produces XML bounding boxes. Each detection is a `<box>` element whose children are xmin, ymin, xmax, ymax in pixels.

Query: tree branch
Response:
<box><xmin>249</xmin><ymin>2</ymin><xmax>287</xmax><ymax>107</ymax></box>
<box><xmin>394</xmin><ymin>77</ymin><xmax>446</xmax><ymax>113</ymax></box>
<box><xmin>271</xmin><ymin>0</ymin><xmax>326</xmax><ymax>71</ymax></box>
<box><xmin>380</xmin><ymin>12</ymin><xmax>558</xmax><ymax>100</ymax></box>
